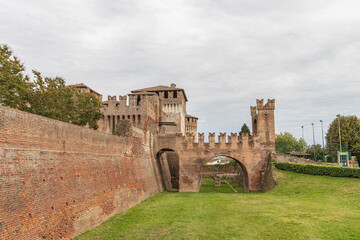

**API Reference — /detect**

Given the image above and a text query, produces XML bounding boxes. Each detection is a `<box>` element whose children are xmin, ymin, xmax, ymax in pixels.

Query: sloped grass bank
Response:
<box><xmin>75</xmin><ymin>171</ymin><xmax>360</xmax><ymax>240</ymax></box>
<box><xmin>199</xmin><ymin>178</ymin><xmax>244</xmax><ymax>193</ymax></box>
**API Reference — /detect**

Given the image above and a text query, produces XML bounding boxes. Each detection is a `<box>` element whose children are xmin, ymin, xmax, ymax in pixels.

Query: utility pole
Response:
<box><xmin>312</xmin><ymin>123</ymin><xmax>316</xmax><ymax>161</ymax></box>
<box><xmin>320</xmin><ymin>120</ymin><xmax>325</xmax><ymax>162</ymax></box>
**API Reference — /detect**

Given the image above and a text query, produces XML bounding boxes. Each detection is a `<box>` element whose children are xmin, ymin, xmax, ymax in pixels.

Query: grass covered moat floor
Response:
<box><xmin>75</xmin><ymin>171</ymin><xmax>360</xmax><ymax>240</ymax></box>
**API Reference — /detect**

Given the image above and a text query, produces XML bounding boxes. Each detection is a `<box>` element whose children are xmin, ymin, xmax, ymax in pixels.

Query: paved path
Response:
<box><xmin>224</xmin><ymin>180</ymin><xmax>238</xmax><ymax>193</ymax></box>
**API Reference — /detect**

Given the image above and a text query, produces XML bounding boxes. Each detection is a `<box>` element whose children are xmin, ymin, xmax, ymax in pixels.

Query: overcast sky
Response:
<box><xmin>1</xmin><ymin>0</ymin><xmax>360</xmax><ymax>144</ymax></box>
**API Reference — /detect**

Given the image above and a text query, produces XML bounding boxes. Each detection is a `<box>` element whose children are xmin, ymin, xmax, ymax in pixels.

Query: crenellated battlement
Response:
<box><xmin>253</xmin><ymin>99</ymin><xmax>275</xmax><ymax>111</ymax></box>
<box><xmin>108</xmin><ymin>95</ymin><xmax>117</xmax><ymax>101</ymax></box>
<box><xmin>119</xmin><ymin>95</ymin><xmax>127</xmax><ymax>101</ymax></box>
<box><xmin>190</xmin><ymin>132</ymin><xmax>256</xmax><ymax>146</ymax></box>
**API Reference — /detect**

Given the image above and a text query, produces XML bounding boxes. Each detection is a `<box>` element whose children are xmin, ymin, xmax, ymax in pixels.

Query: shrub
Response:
<box><xmin>274</xmin><ymin>162</ymin><xmax>360</xmax><ymax>178</ymax></box>
<box><xmin>114</xmin><ymin>119</ymin><xmax>132</xmax><ymax>136</ymax></box>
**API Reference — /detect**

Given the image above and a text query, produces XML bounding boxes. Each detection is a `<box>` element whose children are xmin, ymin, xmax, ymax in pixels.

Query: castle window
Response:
<box><xmin>253</xmin><ymin>119</ymin><xmax>258</xmax><ymax>134</ymax></box>
<box><xmin>173</xmin><ymin>91</ymin><xmax>177</xmax><ymax>98</ymax></box>
<box><xmin>137</xmin><ymin>95</ymin><xmax>141</xmax><ymax>106</ymax></box>
<box><xmin>164</xmin><ymin>91</ymin><xmax>168</xmax><ymax>98</ymax></box>
<box><xmin>132</xmin><ymin>115</ymin><xmax>135</xmax><ymax>124</ymax></box>
<box><xmin>138</xmin><ymin>115</ymin><xmax>141</xmax><ymax>124</ymax></box>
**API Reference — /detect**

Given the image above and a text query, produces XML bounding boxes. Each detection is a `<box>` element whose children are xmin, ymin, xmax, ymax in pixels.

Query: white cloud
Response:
<box><xmin>1</xmin><ymin>0</ymin><xmax>360</xmax><ymax>144</ymax></box>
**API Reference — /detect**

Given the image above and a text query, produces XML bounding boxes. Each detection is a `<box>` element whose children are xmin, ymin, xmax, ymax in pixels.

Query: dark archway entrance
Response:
<box><xmin>156</xmin><ymin>148</ymin><xmax>179</xmax><ymax>191</ymax></box>
<box><xmin>199</xmin><ymin>156</ymin><xmax>249</xmax><ymax>193</ymax></box>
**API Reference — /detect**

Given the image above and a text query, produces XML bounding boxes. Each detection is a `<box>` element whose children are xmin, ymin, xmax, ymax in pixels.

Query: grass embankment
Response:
<box><xmin>75</xmin><ymin>171</ymin><xmax>360</xmax><ymax>240</ymax></box>
<box><xmin>199</xmin><ymin>178</ymin><xmax>244</xmax><ymax>193</ymax></box>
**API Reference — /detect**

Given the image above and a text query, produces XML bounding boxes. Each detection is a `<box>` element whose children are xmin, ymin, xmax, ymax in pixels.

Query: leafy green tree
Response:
<box><xmin>276</xmin><ymin>131</ymin><xmax>307</xmax><ymax>153</ymax></box>
<box><xmin>0</xmin><ymin>44</ymin><xmax>102</xmax><ymax>130</ymax></box>
<box><xmin>0</xmin><ymin>44</ymin><xmax>32</xmax><ymax>110</ymax></box>
<box><xmin>27</xmin><ymin>71</ymin><xmax>102</xmax><ymax>129</ymax></box>
<box><xmin>71</xmin><ymin>89</ymin><xmax>103</xmax><ymax>130</ymax></box>
<box><xmin>239</xmin><ymin>123</ymin><xmax>251</xmax><ymax>136</ymax></box>
<box><xmin>306</xmin><ymin>144</ymin><xmax>324</xmax><ymax>161</ymax></box>
<box><xmin>326</xmin><ymin>115</ymin><xmax>360</xmax><ymax>163</ymax></box>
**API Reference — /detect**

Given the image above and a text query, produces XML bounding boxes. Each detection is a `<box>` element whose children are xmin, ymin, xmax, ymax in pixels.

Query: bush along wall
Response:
<box><xmin>274</xmin><ymin>162</ymin><xmax>360</xmax><ymax>178</ymax></box>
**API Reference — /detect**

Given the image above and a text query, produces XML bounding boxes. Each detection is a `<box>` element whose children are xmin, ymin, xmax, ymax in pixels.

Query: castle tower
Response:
<box><xmin>251</xmin><ymin>99</ymin><xmax>275</xmax><ymax>147</ymax></box>
<box><xmin>131</xmin><ymin>84</ymin><xmax>192</xmax><ymax>135</ymax></box>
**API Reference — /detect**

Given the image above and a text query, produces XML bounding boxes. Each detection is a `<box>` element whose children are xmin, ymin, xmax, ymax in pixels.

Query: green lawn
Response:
<box><xmin>199</xmin><ymin>178</ymin><xmax>244</xmax><ymax>193</ymax></box>
<box><xmin>75</xmin><ymin>171</ymin><xmax>360</xmax><ymax>240</ymax></box>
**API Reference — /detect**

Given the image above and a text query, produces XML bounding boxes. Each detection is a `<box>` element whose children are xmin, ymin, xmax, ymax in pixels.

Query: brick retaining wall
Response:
<box><xmin>0</xmin><ymin>106</ymin><xmax>163</xmax><ymax>240</ymax></box>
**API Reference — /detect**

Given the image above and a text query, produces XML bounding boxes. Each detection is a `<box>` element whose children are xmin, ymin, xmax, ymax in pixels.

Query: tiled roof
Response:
<box><xmin>131</xmin><ymin>85</ymin><xmax>188</xmax><ymax>101</ymax></box>
<box><xmin>128</xmin><ymin>91</ymin><xmax>156</xmax><ymax>95</ymax></box>
<box><xmin>186</xmin><ymin>114</ymin><xmax>198</xmax><ymax>119</ymax></box>
<box><xmin>131</xmin><ymin>85</ymin><xmax>183</xmax><ymax>92</ymax></box>
<box><xmin>69</xmin><ymin>83</ymin><xmax>102</xmax><ymax>96</ymax></box>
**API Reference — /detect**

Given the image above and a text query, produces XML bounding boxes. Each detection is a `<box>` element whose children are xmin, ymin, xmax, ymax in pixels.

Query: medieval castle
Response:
<box><xmin>73</xmin><ymin>83</ymin><xmax>198</xmax><ymax>136</ymax></box>
<box><xmin>0</xmin><ymin>83</ymin><xmax>275</xmax><ymax>239</ymax></box>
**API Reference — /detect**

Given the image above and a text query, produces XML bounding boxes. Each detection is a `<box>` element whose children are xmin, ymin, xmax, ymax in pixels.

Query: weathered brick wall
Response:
<box><xmin>275</xmin><ymin>152</ymin><xmax>317</xmax><ymax>164</ymax></box>
<box><xmin>0</xmin><ymin>106</ymin><xmax>163</xmax><ymax>240</ymax></box>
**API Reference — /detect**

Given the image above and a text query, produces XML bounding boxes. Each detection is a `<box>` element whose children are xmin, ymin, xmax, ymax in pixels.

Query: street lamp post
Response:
<box><xmin>301</xmin><ymin>125</ymin><xmax>304</xmax><ymax>155</ymax></box>
<box><xmin>312</xmin><ymin>123</ymin><xmax>316</xmax><ymax>162</ymax></box>
<box><xmin>320</xmin><ymin>120</ymin><xmax>325</xmax><ymax>162</ymax></box>
<box><xmin>337</xmin><ymin>114</ymin><xmax>342</xmax><ymax>152</ymax></box>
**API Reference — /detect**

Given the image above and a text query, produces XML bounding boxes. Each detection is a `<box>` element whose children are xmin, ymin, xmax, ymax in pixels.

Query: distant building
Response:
<box><xmin>206</xmin><ymin>156</ymin><xmax>231</xmax><ymax>165</ymax></box>
<box><xmin>70</xmin><ymin>83</ymin><xmax>103</xmax><ymax>100</ymax></box>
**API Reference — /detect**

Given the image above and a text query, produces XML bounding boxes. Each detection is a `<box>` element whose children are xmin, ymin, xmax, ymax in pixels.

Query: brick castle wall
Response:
<box><xmin>0</xmin><ymin>106</ymin><xmax>164</xmax><ymax>240</ymax></box>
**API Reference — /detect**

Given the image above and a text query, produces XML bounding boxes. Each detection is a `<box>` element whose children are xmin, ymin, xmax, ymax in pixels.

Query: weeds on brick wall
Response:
<box><xmin>115</xmin><ymin>119</ymin><xmax>132</xmax><ymax>136</ymax></box>
<box><xmin>274</xmin><ymin>162</ymin><xmax>360</xmax><ymax>178</ymax></box>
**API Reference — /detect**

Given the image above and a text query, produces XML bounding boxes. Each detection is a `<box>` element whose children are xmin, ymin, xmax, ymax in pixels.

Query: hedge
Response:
<box><xmin>274</xmin><ymin>162</ymin><xmax>360</xmax><ymax>178</ymax></box>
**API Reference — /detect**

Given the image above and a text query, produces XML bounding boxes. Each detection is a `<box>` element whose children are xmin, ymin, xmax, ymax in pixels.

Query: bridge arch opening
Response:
<box><xmin>156</xmin><ymin>148</ymin><xmax>179</xmax><ymax>191</ymax></box>
<box><xmin>199</xmin><ymin>156</ymin><xmax>249</xmax><ymax>193</ymax></box>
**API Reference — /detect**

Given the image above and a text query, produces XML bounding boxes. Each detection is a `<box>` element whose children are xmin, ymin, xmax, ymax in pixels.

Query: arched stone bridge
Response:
<box><xmin>154</xmin><ymin>99</ymin><xmax>276</xmax><ymax>193</ymax></box>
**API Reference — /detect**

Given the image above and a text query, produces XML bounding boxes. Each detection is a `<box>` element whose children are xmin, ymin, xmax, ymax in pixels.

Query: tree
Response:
<box><xmin>0</xmin><ymin>44</ymin><xmax>32</xmax><ymax>110</ymax></box>
<box><xmin>326</xmin><ymin>115</ymin><xmax>360</xmax><ymax>163</ymax></box>
<box><xmin>70</xmin><ymin>88</ymin><xmax>103</xmax><ymax>130</ymax></box>
<box><xmin>27</xmin><ymin>71</ymin><xmax>102</xmax><ymax>130</ymax></box>
<box><xmin>239</xmin><ymin>123</ymin><xmax>251</xmax><ymax>136</ymax></box>
<box><xmin>0</xmin><ymin>44</ymin><xmax>102</xmax><ymax>130</ymax></box>
<box><xmin>275</xmin><ymin>131</ymin><xmax>307</xmax><ymax>153</ymax></box>
<box><xmin>306</xmin><ymin>144</ymin><xmax>324</xmax><ymax>161</ymax></box>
